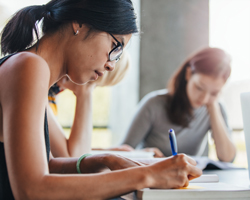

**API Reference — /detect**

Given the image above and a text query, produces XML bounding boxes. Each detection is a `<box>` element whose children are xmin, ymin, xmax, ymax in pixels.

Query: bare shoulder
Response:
<box><xmin>0</xmin><ymin>52</ymin><xmax>50</xmax><ymax>103</ymax></box>
<box><xmin>8</xmin><ymin>52</ymin><xmax>49</xmax><ymax>75</ymax></box>
<box><xmin>0</xmin><ymin>52</ymin><xmax>50</xmax><ymax>84</ymax></box>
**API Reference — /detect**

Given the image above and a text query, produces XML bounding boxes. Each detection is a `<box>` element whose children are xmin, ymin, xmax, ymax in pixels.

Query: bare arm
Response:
<box><xmin>48</xmin><ymin>77</ymin><xmax>95</xmax><ymax>157</ymax></box>
<box><xmin>207</xmin><ymin>101</ymin><xmax>236</xmax><ymax>162</ymax></box>
<box><xmin>1</xmin><ymin>54</ymin><xmax>146</xmax><ymax>199</ymax></box>
<box><xmin>47</xmin><ymin>105</ymin><xmax>70</xmax><ymax>157</ymax></box>
<box><xmin>2</xmin><ymin>53</ymin><xmax>202</xmax><ymax>200</ymax></box>
<box><xmin>68</xmin><ymin>85</ymin><xmax>94</xmax><ymax>156</ymax></box>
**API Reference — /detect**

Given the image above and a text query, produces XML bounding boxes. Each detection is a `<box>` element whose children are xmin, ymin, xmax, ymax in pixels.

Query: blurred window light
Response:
<box><xmin>209</xmin><ymin>0</ymin><xmax>249</xmax><ymax>167</ymax></box>
<box><xmin>210</xmin><ymin>0</ymin><xmax>250</xmax><ymax>130</ymax></box>
<box><xmin>210</xmin><ymin>0</ymin><xmax>250</xmax><ymax>82</ymax></box>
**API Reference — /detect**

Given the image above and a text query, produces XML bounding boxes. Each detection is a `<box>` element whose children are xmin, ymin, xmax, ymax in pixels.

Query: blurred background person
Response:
<box><xmin>122</xmin><ymin>47</ymin><xmax>236</xmax><ymax>162</ymax></box>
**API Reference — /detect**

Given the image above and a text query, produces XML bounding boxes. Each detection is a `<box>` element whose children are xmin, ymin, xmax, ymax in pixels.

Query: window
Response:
<box><xmin>209</xmin><ymin>0</ymin><xmax>250</xmax><ymax>167</ymax></box>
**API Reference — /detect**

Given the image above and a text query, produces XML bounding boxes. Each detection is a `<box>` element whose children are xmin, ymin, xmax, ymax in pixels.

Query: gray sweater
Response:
<box><xmin>122</xmin><ymin>89</ymin><xmax>231</xmax><ymax>157</ymax></box>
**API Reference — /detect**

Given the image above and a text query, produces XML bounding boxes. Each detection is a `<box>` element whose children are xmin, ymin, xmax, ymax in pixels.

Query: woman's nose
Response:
<box><xmin>105</xmin><ymin>61</ymin><xmax>115</xmax><ymax>72</ymax></box>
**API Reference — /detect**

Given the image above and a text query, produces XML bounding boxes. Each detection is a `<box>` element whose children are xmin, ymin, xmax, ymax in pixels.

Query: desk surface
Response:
<box><xmin>204</xmin><ymin>169</ymin><xmax>250</xmax><ymax>188</ymax></box>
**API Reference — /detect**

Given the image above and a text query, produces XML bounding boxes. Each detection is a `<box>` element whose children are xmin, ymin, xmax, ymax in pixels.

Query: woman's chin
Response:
<box><xmin>192</xmin><ymin>102</ymin><xmax>203</xmax><ymax>109</ymax></box>
<box><xmin>189</xmin><ymin>100</ymin><xmax>201</xmax><ymax>108</ymax></box>
<box><xmin>65</xmin><ymin>74</ymin><xmax>88</xmax><ymax>85</ymax></box>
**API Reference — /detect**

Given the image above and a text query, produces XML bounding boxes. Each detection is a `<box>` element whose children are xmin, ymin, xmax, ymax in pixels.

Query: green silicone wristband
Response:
<box><xmin>76</xmin><ymin>154</ymin><xmax>92</xmax><ymax>174</ymax></box>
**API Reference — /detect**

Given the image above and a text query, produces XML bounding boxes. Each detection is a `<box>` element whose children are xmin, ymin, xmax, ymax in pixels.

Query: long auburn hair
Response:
<box><xmin>166</xmin><ymin>47</ymin><xmax>231</xmax><ymax>127</ymax></box>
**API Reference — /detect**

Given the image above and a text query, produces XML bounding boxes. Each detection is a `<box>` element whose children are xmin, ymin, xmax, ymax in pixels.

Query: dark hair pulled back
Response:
<box><xmin>1</xmin><ymin>0</ymin><xmax>138</xmax><ymax>55</ymax></box>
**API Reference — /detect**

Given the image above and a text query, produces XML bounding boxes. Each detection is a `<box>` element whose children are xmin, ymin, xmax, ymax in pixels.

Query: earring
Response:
<box><xmin>74</xmin><ymin>30</ymin><xmax>79</xmax><ymax>36</ymax></box>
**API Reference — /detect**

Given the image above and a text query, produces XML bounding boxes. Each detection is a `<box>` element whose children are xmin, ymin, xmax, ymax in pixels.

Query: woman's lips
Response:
<box><xmin>93</xmin><ymin>71</ymin><xmax>104</xmax><ymax>80</ymax></box>
<box><xmin>94</xmin><ymin>73</ymin><xmax>98</xmax><ymax>80</ymax></box>
<box><xmin>95</xmin><ymin>70</ymin><xmax>104</xmax><ymax>77</ymax></box>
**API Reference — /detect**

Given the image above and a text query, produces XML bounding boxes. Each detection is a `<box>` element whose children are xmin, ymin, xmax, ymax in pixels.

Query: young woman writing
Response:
<box><xmin>122</xmin><ymin>47</ymin><xmax>236</xmax><ymax>162</ymax></box>
<box><xmin>0</xmin><ymin>0</ymin><xmax>201</xmax><ymax>199</ymax></box>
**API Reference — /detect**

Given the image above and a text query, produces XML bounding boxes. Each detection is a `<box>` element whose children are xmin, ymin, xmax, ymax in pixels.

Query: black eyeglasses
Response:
<box><xmin>109</xmin><ymin>33</ymin><xmax>123</xmax><ymax>63</ymax></box>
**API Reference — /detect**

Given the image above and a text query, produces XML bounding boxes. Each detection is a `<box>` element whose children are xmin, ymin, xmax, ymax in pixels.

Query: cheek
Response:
<box><xmin>75</xmin><ymin>41</ymin><xmax>106</xmax><ymax>69</ymax></box>
<box><xmin>91</xmin><ymin>41</ymin><xmax>109</xmax><ymax>62</ymax></box>
<box><xmin>89</xmin><ymin>51</ymin><xmax>107</xmax><ymax>69</ymax></box>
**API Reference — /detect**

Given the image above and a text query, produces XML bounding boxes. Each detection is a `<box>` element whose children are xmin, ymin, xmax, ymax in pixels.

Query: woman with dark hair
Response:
<box><xmin>122</xmin><ymin>47</ymin><xmax>236</xmax><ymax>162</ymax></box>
<box><xmin>0</xmin><ymin>0</ymin><xmax>201</xmax><ymax>199</ymax></box>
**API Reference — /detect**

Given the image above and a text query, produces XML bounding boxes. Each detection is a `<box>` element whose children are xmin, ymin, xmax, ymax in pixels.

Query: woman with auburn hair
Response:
<box><xmin>48</xmin><ymin>51</ymin><xmax>133</xmax><ymax>157</ymax></box>
<box><xmin>0</xmin><ymin>0</ymin><xmax>201</xmax><ymax>199</ymax></box>
<box><xmin>122</xmin><ymin>47</ymin><xmax>236</xmax><ymax>162</ymax></box>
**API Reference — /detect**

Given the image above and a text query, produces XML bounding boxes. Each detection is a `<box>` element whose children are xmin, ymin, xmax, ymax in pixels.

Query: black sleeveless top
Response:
<box><xmin>0</xmin><ymin>54</ymin><xmax>50</xmax><ymax>199</ymax></box>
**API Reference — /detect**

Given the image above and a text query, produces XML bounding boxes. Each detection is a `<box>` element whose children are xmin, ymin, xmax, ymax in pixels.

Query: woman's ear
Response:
<box><xmin>72</xmin><ymin>22</ymin><xmax>83</xmax><ymax>35</ymax></box>
<box><xmin>185</xmin><ymin>66</ymin><xmax>192</xmax><ymax>81</ymax></box>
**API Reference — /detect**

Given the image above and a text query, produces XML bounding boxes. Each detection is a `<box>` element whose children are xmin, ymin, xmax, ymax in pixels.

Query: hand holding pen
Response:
<box><xmin>145</xmin><ymin>129</ymin><xmax>202</xmax><ymax>188</ymax></box>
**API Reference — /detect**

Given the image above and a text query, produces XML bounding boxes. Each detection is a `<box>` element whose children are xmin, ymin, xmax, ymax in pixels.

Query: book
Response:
<box><xmin>135</xmin><ymin>182</ymin><xmax>250</xmax><ymax>200</ymax></box>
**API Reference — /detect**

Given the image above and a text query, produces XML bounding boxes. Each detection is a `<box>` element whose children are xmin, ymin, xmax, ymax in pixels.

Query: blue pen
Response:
<box><xmin>169</xmin><ymin>129</ymin><xmax>178</xmax><ymax>156</ymax></box>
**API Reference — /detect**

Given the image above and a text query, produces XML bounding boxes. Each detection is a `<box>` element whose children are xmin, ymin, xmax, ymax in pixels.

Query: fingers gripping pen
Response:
<box><xmin>169</xmin><ymin>129</ymin><xmax>178</xmax><ymax>156</ymax></box>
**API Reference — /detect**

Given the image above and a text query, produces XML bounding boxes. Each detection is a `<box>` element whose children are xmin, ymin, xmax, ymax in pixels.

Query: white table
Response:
<box><xmin>203</xmin><ymin>169</ymin><xmax>250</xmax><ymax>188</ymax></box>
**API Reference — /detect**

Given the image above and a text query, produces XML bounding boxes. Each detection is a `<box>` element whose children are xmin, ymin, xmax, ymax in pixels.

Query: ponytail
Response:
<box><xmin>1</xmin><ymin>5</ymin><xmax>46</xmax><ymax>55</ymax></box>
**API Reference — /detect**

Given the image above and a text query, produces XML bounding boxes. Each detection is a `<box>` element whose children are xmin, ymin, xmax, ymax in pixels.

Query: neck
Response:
<box><xmin>27</xmin><ymin>32</ymin><xmax>69</xmax><ymax>87</ymax></box>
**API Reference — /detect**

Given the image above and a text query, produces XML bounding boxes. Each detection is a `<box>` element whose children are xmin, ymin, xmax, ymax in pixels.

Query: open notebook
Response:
<box><xmin>191</xmin><ymin>156</ymin><xmax>243</xmax><ymax>170</ymax></box>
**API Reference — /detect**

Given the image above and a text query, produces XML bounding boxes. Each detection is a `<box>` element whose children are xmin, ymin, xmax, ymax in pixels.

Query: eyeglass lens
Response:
<box><xmin>109</xmin><ymin>45</ymin><xmax>123</xmax><ymax>62</ymax></box>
